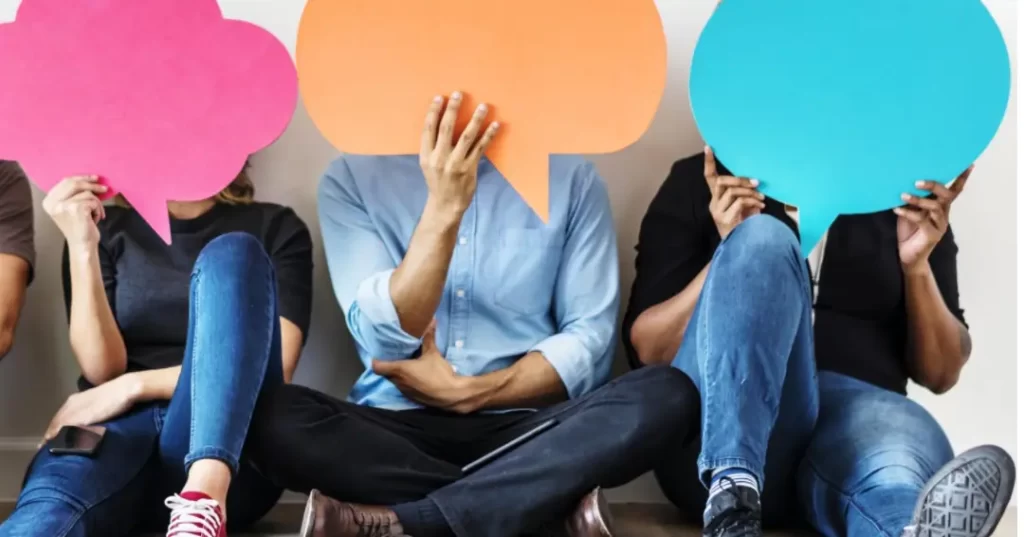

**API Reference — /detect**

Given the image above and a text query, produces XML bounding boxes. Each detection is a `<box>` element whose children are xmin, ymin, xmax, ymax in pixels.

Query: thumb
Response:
<box><xmin>372</xmin><ymin>359</ymin><xmax>401</xmax><ymax>377</ymax></box>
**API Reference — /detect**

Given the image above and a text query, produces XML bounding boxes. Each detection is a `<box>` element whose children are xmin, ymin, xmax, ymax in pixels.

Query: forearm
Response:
<box><xmin>390</xmin><ymin>198</ymin><xmax>463</xmax><ymax>337</ymax></box>
<box><xmin>123</xmin><ymin>366</ymin><xmax>181</xmax><ymax>402</ymax></box>
<box><xmin>455</xmin><ymin>352</ymin><xmax>568</xmax><ymax>413</ymax></box>
<box><xmin>67</xmin><ymin>247</ymin><xmax>126</xmax><ymax>383</ymax></box>
<box><xmin>904</xmin><ymin>265</ymin><xmax>970</xmax><ymax>393</ymax></box>
<box><xmin>0</xmin><ymin>256</ymin><xmax>29</xmax><ymax>358</ymax></box>
<box><xmin>630</xmin><ymin>263</ymin><xmax>710</xmax><ymax>365</ymax></box>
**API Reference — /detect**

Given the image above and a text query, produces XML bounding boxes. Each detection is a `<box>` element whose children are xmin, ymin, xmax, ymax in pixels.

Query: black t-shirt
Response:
<box><xmin>622</xmin><ymin>153</ymin><xmax>967</xmax><ymax>394</ymax></box>
<box><xmin>62</xmin><ymin>202</ymin><xmax>314</xmax><ymax>389</ymax></box>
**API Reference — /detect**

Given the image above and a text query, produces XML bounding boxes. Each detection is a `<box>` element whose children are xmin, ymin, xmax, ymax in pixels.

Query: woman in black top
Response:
<box><xmin>623</xmin><ymin>148</ymin><xmax>1014</xmax><ymax>537</ymax></box>
<box><xmin>0</xmin><ymin>165</ymin><xmax>313</xmax><ymax>537</ymax></box>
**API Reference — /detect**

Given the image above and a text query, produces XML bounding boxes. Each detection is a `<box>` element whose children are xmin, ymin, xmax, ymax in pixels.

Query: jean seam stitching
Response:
<box><xmin>187</xmin><ymin>268</ymin><xmax>201</xmax><ymax>470</ymax></box>
<box><xmin>804</xmin><ymin>457</ymin><xmax>890</xmax><ymax>536</ymax></box>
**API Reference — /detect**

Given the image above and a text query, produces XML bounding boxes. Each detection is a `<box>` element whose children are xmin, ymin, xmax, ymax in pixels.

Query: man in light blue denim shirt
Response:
<box><xmin>252</xmin><ymin>93</ymin><xmax>698</xmax><ymax>537</ymax></box>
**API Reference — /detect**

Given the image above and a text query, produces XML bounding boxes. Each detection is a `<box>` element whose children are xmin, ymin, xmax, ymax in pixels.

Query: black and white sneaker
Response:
<box><xmin>903</xmin><ymin>445</ymin><xmax>1015</xmax><ymax>537</ymax></box>
<box><xmin>702</xmin><ymin>477</ymin><xmax>763</xmax><ymax>537</ymax></box>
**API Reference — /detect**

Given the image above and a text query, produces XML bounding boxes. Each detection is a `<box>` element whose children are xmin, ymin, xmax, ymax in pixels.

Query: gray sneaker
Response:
<box><xmin>903</xmin><ymin>445</ymin><xmax>1015</xmax><ymax>537</ymax></box>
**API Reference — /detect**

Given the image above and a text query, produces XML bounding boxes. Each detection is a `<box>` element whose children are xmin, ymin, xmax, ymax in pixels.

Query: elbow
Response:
<box><xmin>73</xmin><ymin>344</ymin><xmax>128</xmax><ymax>386</ymax></box>
<box><xmin>81</xmin><ymin>360</ymin><xmax>128</xmax><ymax>386</ymax></box>
<box><xmin>919</xmin><ymin>370</ymin><xmax>961</xmax><ymax>395</ymax></box>
<box><xmin>629</xmin><ymin>322</ymin><xmax>675</xmax><ymax>367</ymax></box>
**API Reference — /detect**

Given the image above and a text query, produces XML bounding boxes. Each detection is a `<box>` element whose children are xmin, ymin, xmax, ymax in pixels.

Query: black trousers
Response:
<box><xmin>249</xmin><ymin>366</ymin><xmax>698</xmax><ymax>537</ymax></box>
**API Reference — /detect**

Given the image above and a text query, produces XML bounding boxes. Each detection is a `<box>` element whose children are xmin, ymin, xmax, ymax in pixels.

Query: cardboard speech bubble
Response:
<box><xmin>296</xmin><ymin>0</ymin><xmax>667</xmax><ymax>222</ymax></box>
<box><xmin>0</xmin><ymin>0</ymin><xmax>298</xmax><ymax>243</ymax></box>
<box><xmin>691</xmin><ymin>0</ymin><xmax>1011</xmax><ymax>256</ymax></box>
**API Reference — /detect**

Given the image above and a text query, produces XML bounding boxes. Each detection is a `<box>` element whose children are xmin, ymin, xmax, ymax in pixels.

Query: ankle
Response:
<box><xmin>183</xmin><ymin>460</ymin><xmax>232</xmax><ymax>512</ymax></box>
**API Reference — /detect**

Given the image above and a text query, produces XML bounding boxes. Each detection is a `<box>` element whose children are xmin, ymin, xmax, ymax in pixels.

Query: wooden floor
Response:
<box><xmin>1</xmin><ymin>501</ymin><xmax>1017</xmax><ymax>536</ymax></box>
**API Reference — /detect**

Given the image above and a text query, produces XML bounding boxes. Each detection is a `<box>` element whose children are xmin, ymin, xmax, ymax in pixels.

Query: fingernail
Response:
<box><xmin>98</xmin><ymin>185</ymin><xmax>109</xmax><ymax>191</ymax></box>
<box><xmin>492</xmin><ymin>121</ymin><xmax>501</xmax><ymax>129</ymax></box>
<box><xmin>433</xmin><ymin>95</ymin><xmax>443</xmax><ymax>103</ymax></box>
<box><xmin>901</xmin><ymin>193</ymin><xmax>911</xmax><ymax>201</ymax></box>
<box><xmin>477</xmin><ymin>103</ymin><xmax>488</xmax><ymax>113</ymax></box>
<box><xmin>758</xmin><ymin>193</ymin><xmax>765</xmax><ymax>200</ymax></box>
<box><xmin>451</xmin><ymin>91</ymin><xmax>462</xmax><ymax>99</ymax></box>
<box><xmin>704</xmin><ymin>145</ymin><xmax>711</xmax><ymax>152</ymax></box>
<box><xmin>750</xmin><ymin>179</ymin><xmax>759</xmax><ymax>187</ymax></box>
<box><xmin>915</xmin><ymin>181</ymin><xmax>926</xmax><ymax>188</ymax></box>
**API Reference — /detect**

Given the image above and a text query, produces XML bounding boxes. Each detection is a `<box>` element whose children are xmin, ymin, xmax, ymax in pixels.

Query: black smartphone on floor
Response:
<box><xmin>461</xmin><ymin>418</ymin><xmax>558</xmax><ymax>475</ymax></box>
<box><xmin>49</xmin><ymin>425</ymin><xmax>106</xmax><ymax>457</ymax></box>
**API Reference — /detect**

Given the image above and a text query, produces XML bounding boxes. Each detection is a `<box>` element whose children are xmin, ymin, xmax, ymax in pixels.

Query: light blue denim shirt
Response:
<box><xmin>318</xmin><ymin>154</ymin><xmax>620</xmax><ymax>410</ymax></box>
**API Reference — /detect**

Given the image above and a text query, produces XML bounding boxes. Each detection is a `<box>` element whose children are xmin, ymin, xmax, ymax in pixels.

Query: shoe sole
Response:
<box><xmin>912</xmin><ymin>445</ymin><xmax>1015</xmax><ymax>537</ymax></box>
<box><xmin>299</xmin><ymin>489</ymin><xmax>319</xmax><ymax>537</ymax></box>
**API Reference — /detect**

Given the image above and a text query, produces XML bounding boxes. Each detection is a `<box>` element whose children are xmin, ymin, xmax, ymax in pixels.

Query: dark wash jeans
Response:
<box><xmin>654</xmin><ymin>216</ymin><xmax>955</xmax><ymax>536</ymax></box>
<box><xmin>0</xmin><ymin>233</ymin><xmax>284</xmax><ymax>537</ymax></box>
<box><xmin>249</xmin><ymin>365</ymin><xmax>699</xmax><ymax>537</ymax></box>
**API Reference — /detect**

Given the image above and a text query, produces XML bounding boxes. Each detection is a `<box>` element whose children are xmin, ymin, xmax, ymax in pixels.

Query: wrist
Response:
<box><xmin>424</xmin><ymin>196</ymin><xmax>468</xmax><ymax>226</ymax></box>
<box><xmin>449</xmin><ymin>374</ymin><xmax>494</xmax><ymax>414</ymax></box>
<box><xmin>902</xmin><ymin>259</ymin><xmax>932</xmax><ymax>277</ymax></box>
<box><xmin>115</xmin><ymin>372</ymin><xmax>146</xmax><ymax>404</ymax></box>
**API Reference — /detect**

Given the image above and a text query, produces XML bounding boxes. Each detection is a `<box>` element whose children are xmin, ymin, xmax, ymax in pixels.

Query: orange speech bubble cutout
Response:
<box><xmin>297</xmin><ymin>0</ymin><xmax>667</xmax><ymax>222</ymax></box>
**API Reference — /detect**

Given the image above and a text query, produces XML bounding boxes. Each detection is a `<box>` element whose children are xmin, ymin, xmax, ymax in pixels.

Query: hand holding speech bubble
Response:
<box><xmin>296</xmin><ymin>0</ymin><xmax>667</xmax><ymax>222</ymax></box>
<box><xmin>0</xmin><ymin>0</ymin><xmax>298</xmax><ymax>243</ymax></box>
<box><xmin>691</xmin><ymin>0</ymin><xmax>1011</xmax><ymax>256</ymax></box>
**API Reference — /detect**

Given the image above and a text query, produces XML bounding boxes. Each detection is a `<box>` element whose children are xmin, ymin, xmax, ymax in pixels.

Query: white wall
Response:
<box><xmin>0</xmin><ymin>0</ymin><xmax>1016</xmax><ymax>504</ymax></box>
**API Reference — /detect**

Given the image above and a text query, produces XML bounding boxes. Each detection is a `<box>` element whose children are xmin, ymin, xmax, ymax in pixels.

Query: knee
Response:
<box><xmin>194</xmin><ymin>232</ymin><xmax>272</xmax><ymax>280</ymax></box>
<box><xmin>720</xmin><ymin>214</ymin><xmax>801</xmax><ymax>268</ymax></box>
<box><xmin>623</xmin><ymin>367</ymin><xmax>700</xmax><ymax>441</ymax></box>
<box><xmin>250</xmin><ymin>384</ymin><xmax>307</xmax><ymax>454</ymax></box>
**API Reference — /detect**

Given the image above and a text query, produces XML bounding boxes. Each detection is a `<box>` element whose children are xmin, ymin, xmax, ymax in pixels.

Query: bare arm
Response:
<box><xmin>904</xmin><ymin>265</ymin><xmax>970</xmax><ymax>394</ymax></box>
<box><xmin>896</xmin><ymin>169</ymin><xmax>972</xmax><ymax>394</ymax></box>
<box><xmin>389</xmin><ymin>200</ymin><xmax>463</xmax><ymax>337</ymax></box>
<box><xmin>66</xmin><ymin>245</ymin><xmax>127</xmax><ymax>384</ymax></box>
<box><xmin>0</xmin><ymin>255</ymin><xmax>29</xmax><ymax>358</ymax></box>
<box><xmin>280</xmin><ymin>317</ymin><xmax>303</xmax><ymax>383</ymax></box>
<box><xmin>454</xmin><ymin>352</ymin><xmax>566</xmax><ymax>412</ymax></box>
<box><xmin>630</xmin><ymin>264</ymin><xmax>709</xmax><ymax>365</ymax></box>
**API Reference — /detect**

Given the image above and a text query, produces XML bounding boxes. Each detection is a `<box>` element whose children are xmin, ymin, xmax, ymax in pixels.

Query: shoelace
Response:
<box><xmin>165</xmin><ymin>495</ymin><xmax>222</xmax><ymax>537</ymax></box>
<box><xmin>354</xmin><ymin>511</ymin><xmax>394</xmax><ymax>537</ymax></box>
<box><xmin>705</xmin><ymin>476</ymin><xmax>762</xmax><ymax>537</ymax></box>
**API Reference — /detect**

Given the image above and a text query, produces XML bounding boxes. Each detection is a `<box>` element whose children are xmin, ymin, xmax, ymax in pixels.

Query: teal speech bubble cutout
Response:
<box><xmin>690</xmin><ymin>0</ymin><xmax>1011</xmax><ymax>256</ymax></box>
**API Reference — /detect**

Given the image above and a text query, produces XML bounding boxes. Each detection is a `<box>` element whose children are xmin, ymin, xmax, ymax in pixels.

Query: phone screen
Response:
<box><xmin>49</xmin><ymin>425</ymin><xmax>106</xmax><ymax>457</ymax></box>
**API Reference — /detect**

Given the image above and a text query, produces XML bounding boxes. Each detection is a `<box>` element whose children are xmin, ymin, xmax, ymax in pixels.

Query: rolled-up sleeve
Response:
<box><xmin>317</xmin><ymin>158</ymin><xmax>422</xmax><ymax>361</ymax></box>
<box><xmin>530</xmin><ymin>163</ymin><xmax>619</xmax><ymax>398</ymax></box>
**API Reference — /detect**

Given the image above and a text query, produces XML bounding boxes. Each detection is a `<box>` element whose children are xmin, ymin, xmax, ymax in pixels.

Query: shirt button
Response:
<box><xmin>456</xmin><ymin>289</ymin><xmax>465</xmax><ymax>298</ymax></box>
<box><xmin>455</xmin><ymin>340</ymin><xmax>464</xmax><ymax>348</ymax></box>
<box><xmin>459</xmin><ymin>236</ymin><xmax>468</xmax><ymax>245</ymax></box>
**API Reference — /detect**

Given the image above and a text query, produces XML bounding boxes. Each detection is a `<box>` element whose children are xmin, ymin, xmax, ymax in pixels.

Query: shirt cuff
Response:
<box><xmin>354</xmin><ymin>269</ymin><xmax>422</xmax><ymax>355</ymax></box>
<box><xmin>530</xmin><ymin>333</ymin><xmax>595</xmax><ymax>399</ymax></box>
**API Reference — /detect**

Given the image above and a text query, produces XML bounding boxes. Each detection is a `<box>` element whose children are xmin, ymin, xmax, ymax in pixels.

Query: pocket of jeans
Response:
<box><xmin>492</xmin><ymin>229</ymin><xmax>561</xmax><ymax>317</ymax></box>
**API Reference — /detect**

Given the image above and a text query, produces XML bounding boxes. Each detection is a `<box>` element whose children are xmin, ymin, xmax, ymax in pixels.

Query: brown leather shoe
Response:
<box><xmin>300</xmin><ymin>489</ymin><xmax>407</xmax><ymax>537</ymax></box>
<box><xmin>564</xmin><ymin>488</ymin><xmax>614</xmax><ymax>537</ymax></box>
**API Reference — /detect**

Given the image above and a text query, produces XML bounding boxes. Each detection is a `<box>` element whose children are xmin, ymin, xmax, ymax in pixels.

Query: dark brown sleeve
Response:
<box><xmin>0</xmin><ymin>162</ymin><xmax>35</xmax><ymax>283</ymax></box>
<box><xmin>622</xmin><ymin>156</ymin><xmax>715</xmax><ymax>368</ymax></box>
<box><xmin>928</xmin><ymin>225</ymin><xmax>966</xmax><ymax>328</ymax></box>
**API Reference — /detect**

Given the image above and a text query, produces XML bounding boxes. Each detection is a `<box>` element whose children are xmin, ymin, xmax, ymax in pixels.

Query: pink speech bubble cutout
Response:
<box><xmin>0</xmin><ymin>0</ymin><xmax>298</xmax><ymax>243</ymax></box>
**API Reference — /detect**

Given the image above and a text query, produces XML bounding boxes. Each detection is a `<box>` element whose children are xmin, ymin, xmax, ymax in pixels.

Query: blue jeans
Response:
<box><xmin>0</xmin><ymin>233</ymin><xmax>284</xmax><ymax>537</ymax></box>
<box><xmin>799</xmin><ymin>371</ymin><xmax>955</xmax><ymax>537</ymax></box>
<box><xmin>657</xmin><ymin>215</ymin><xmax>820</xmax><ymax>524</ymax></box>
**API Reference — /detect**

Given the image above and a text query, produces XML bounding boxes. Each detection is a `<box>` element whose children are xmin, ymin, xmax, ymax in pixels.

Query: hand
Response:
<box><xmin>895</xmin><ymin>166</ymin><xmax>972</xmax><ymax>273</ymax></box>
<box><xmin>372</xmin><ymin>322</ymin><xmax>474</xmax><ymax>413</ymax></box>
<box><xmin>420</xmin><ymin>92</ymin><xmax>501</xmax><ymax>216</ymax></box>
<box><xmin>42</xmin><ymin>175</ymin><xmax>107</xmax><ymax>250</ymax></box>
<box><xmin>704</xmin><ymin>146</ymin><xmax>765</xmax><ymax>238</ymax></box>
<box><xmin>41</xmin><ymin>374</ymin><xmax>140</xmax><ymax>446</ymax></box>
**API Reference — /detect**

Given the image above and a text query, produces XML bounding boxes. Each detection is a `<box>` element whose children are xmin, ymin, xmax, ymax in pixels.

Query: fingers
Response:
<box><xmin>915</xmin><ymin>166</ymin><xmax>974</xmax><ymax>206</ymax></box>
<box><xmin>467</xmin><ymin>121</ymin><xmax>501</xmax><ymax>162</ymax></box>
<box><xmin>421</xmin><ymin>320</ymin><xmax>438</xmax><ymax>352</ymax></box>
<box><xmin>420</xmin><ymin>95</ymin><xmax>444</xmax><ymax>158</ymax></box>
<box><xmin>893</xmin><ymin>206</ymin><xmax>928</xmax><ymax>224</ymax></box>
<box><xmin>722</xmin><ymin>197</ymin><xmax>764</xmax><ymax>222</ymax></box>
<box><xmin>48</xmin><ymin>176</ymin><xmax>106</xmax><ymax>203</ymax></box>
<box><xmin>452</xmin><ymin>103</ymin><xmax>490</xmax><ymax>159</ymax></box>
<box><xmin>715</xmin><ymin>177</ymin><xmax>763</xmax><ymax>212</ymax></box>
<box><xmin>703</xmin><ymin>146</ymin><xmax>718</xmax><ymax>179</ymax></box>
<box><xmin>436</xmin><ymin>91</ymin><xmax>463</xmax><ymax>151</ymax></box>
<box><xmin>901</xmin><ymin>193</ymin><xmax>943</xmax><ymax>214</ymax></box>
